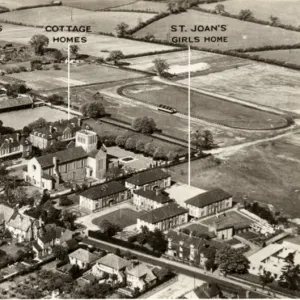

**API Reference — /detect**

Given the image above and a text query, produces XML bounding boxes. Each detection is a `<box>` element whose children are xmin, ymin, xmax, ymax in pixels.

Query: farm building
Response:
<box><xmin>0</xmin><ymin>95</ymin><xmax>33</xmax><ymax>112</ymax></box>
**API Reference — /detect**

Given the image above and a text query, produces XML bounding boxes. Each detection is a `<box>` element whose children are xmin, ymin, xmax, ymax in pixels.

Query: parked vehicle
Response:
<box><xmin>158</xmin><ymin>104</ymin><xmax>177</xmax><ymax>114</ymax></box>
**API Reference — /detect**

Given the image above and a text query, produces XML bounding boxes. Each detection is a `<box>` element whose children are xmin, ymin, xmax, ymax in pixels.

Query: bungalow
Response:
<box><xmin>137</xmin><ymin>203</ymin><xmax>188</xmax><ymax>232</ymax></box>
<box><xmin>91</xmin><ymin>253</ymin><xmax>131</xmax><ymax>282</ymax></box>
<box><xmin>185</xmin><ymin>188</ymin><xmax>233</xmax><ymax>219</ymax></box>
<box><xmin>79</xmin><ymin>181</ymin><xmax>130</xmax><ymax>212</ymax></box>
<box><xmin>133</xmin><ymin>188</ymin><xmax>173</xmax><ymax>211</ymax></box>
<box><xmin>125</xmin><ymin>168</ymin><xmax>171</xmax><ymax>192</ymax></box>
<box><xmin>69</xmin><ymin>248</ymin><xmax>99</xmax><ymax>269</ymax></box>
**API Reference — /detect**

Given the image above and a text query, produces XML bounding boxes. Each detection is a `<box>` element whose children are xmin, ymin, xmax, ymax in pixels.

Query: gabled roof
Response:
<box><xmin>138</xmin><ymin>203</ymin><xmax>188</xmax><ymax>224</ymax></box>
<box><xmin>126</xmin><ymin>168</ymin><xmax>170</xmax><ymax>186</ymax></box>
<box><xmin>0</xmin><ymin>95</ymin><xmax>32</xmax><ymax>110</ymax></box>
<box><xmin>134</xmin><ymin>189</ymin><xmax>172</xmax><ymax>204</ymax></box>
<box><xmin>69</xmin><ymin>248</ymin><xmax>98</xmax><ymax>264</ymax></box>
<box><xmin>0</xmin><ymin>132</ymin><xmax>24</xmax><ymax>148</ymax></box>
<box><xmin>185</xmin><ymin>188</ymin><xmax>232</xmax><ymax>208</ymax></box>
<box><xmin>80</xmin><ymin>181</ymin><xmax>127</xmax><ymax>200</ymax></box>
<box><xmin>0</xmin><ymin>204</ymin><xmax>14</xmax><ymax>223</ymax></box>
<box><xmin>36</xmin><ymin>146</ymin><xmax>88</xmax><ymax>169</ymax></box>
<box><xmin>96</xmin><ymin>253</ymin><xmax>131</xmax><ymax>270</ymax></box>
<box><xmin>126</xmin><ymin>263</ymin><xmax>156</xmax><ymax>282</ymax></box>
<box><xmin>7</xmin><ymin>211</ymin><xmax>35</xmax><ymax>232</ymax></box>
<box><xmin>194</xmin><ymin>282</ymin><xmax>222</xmax><ymax>299</ymax></box>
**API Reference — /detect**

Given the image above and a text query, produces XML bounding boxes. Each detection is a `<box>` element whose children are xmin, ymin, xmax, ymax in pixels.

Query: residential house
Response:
<box><xmin>126</xmin><ymin>263</ymin><xmax>157</xmax><ymax>292</ymax></box>
<box><xmin>0</xmin><ymin>95</ymin><xmax>33</xmax><ymax>113</ymax></box>
<box><xmin>79</xmin><ymin>181</ymin><xmax>130</xmax><ymax>212</ymax></box>
<box><xmin>92</xmin><ymin>253</ymin><xmax>131</xmax><ymax>282</ymax></box>
<box><xmin>30</xmin><ymin>117</ymin><xmax>82</xmax><ymax>149</ymax></box>
<box><xmin>186</xmin><ymin>282</ymin><xmax>223</xmax><ymax>299</ymax></box>
<box><xmin>137</xmin><ymin>203</ymin><xmax>188</xmax><ymax>232</ymax></box>
<box><xmin>185</xmin><ymin>188</ymin><xmax>233</xmax><ymax>219</ymax></box>
<box><xmin>133</xmin><ymin>188</ymin><xmax>173</xmax><ymax>211</ymax></box>
<box><xmin>125</xmin><ymin>168</ymin><xmax>171</xmax><ymax>192</ymax></box>
<box><xmin>69</xmin><ymin>248</ymin><xmax>99</xmax><ymax>269</ymax></box>
<box><xmin>0</xmin><ymin>132</ymin><xmax>32</xmax><ymax>159</ymax></box>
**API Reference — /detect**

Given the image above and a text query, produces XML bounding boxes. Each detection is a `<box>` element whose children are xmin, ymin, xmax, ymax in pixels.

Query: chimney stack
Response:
<box><xmin>246</xmin><ymin>290</ymin><xmax>250</xmax><ymax>298</ymax></box>
<box><xmin>78</xmin><ymin>118</ymin><xmax>82</xmax><ymax>127</ymax></box>
<box><xmin>49</xmin><ymin>126</ymin><xmax>53</xmax><ymax>133</ymax></box>
<box><xmin>53</xmin><ymin>156</ymin><xmax>58</xmax><ymax>169</ymax></box>
<box><xmin>156</xmin><ymin>189</ymin><xmax>160</xmax><ymax>196</ymax></box>
<box><xmin>16</xmin><ymin>133</ymin><xmax>20</xmax><ymax>142</ymax></box>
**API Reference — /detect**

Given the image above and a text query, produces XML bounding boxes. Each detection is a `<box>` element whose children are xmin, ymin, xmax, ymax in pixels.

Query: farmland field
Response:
<box><xmin>110</xmin><ymin>0</ymin><xmax>167</xmax><ymax>12</ymax></box>
<box><xmin>8</xmin><ymin>63</ymin><xmax>145</xmax><ymax>90</ymax></box>
<box><xmin>134</xmin><ymin>10</ymin><xmax>300</xmax><ymax>50</ymax></box>
<box><xmin>0</xmin><ymin>6</ymin><xmax>156</xmax><ymax>34</ymax></box>
<box><xmin>178</xmin><ymin>63</ymin><xmax>300</xmax><ymax>113</ymax></box>
<box><xmin>0</xmin><ymin>0</ymin><xmax>51</xmax><ymax>10</ymax></box>
<box><xmin>122</xmin><ymin>49</ymin><xmax>251</xmax><ymax>74</ymax></box>
<box><xmin>62</xmin><ymin>0</ymin><xmax>138</xmax><ymax>10</ymax></box>
<box><xmin>0</xmin><ymin>24</ymin><xmax>177</xmax><ymax>58</ymax></box>
<box><xmin>120</xmin><ymin>82</ymin><xmax>288</xmax><ymax>130</ymax></box>
<box><xmin>200</xmin><ymin>0</ymin><xmax>300</xmax><ymax>27</ymax></box>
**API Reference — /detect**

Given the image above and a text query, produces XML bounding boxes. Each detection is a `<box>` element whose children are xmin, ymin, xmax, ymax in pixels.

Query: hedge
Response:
<box><xmin>121</xmin><ymin>47</ymin><xmax>185</xmax><ymax>59</ymax></box>
<box><xmin>109</xmin><ymin>9</ymin><xmax>160</xmax><ymax>14</ymax></box>
<box><xmin>0</xmin><ymin>19</ymin><xmax>44</xmax><ymax>28</ymax></box>
<box><xmin>88</xmin><ymin>230</ymin><xmax>162</xmax><ymax>257</ymax></box>
<box><xmin>13</xmin><ymin>3</ymin><xmax>62</xmax><ymax>11</ymax></box>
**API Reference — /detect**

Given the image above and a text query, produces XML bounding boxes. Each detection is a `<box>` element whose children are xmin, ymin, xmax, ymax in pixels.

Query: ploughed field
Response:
<box><xmin>119</xmin><ymin>83</ymin><xmax>288</xmax><ymax>130</ymax></box>
<box><xmin>134</xmin><ymin>10</ymin><xmax>300</xmax><ymax>50</ymax></box>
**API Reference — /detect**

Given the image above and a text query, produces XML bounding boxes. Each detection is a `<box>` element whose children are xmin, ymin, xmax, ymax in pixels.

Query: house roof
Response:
<box><xmin>96</xmin><ymin>253</ymin><xmax>131</xmax><ymax>270</ymax></box>
<box><xmin>68</xmin><ymin>248</ymin><xmax>98</xmax><ymax>264</ymax></box>
<box><xmin>39</xmin><ymin>226</ymin><xmax>73</xmax><ymax>244</ymax></box>
<box><xmin>0</xmin><ymin>132</ymin><xmax>27</xmax><ymax>148</ymax></box>
<box><xmin>80</xmin><ymin>181</ymin><xmax>127</xmax><ymax>200</ymax></box>
<box><xmin>63</xmin><ymin>238</ymin><xmax>78</xmax><ymax>249</ymax></box>
<box><xmin>0</xmin><ymin>95</ymin><xmax>32</xmax><ymax>110</ymax></box>
<box><xmin>248</xmin><ymin>243</ymin><xmax>283</xmax><ymax>264</ymax></box>
<box><xmin>0</xmin><ymin>204</ymin><xmax>14</xmax><ymax>223</ymax></box>
<box><xmin>194</xmin><ymin>282</ymin><xmax>222</xmax><ymax>299</ymax></box>
<box><xmin>7</xmin><ymin>211</ymin><xmax>35</xmax><ymax>232</ymax></box>
<box><xmin>126</xmin><ymin>168</ymin><xmax>170</xmax><ymax>186</ymax></box>
<box><xmin>134</xmin><ymin>189</ymin><xmax>172</xmax><ymax>204</ymax></box>
<box><xmin>126</xmin><ymin>263</ymin><xmax>156</xmax><ymax>282</ymax></box>
<box><xmin>36</xmin><ymin>146</ymin><xmax>88</xmax><ymax>169</ymax></box>
<box><xmin>185</xmin><ymin>188</ymin><xmax>232</xmax><ymax>208</ymax></box>
<box><xmin>138</xmin><ymin>203</ymin><xmax>188</xmax><ymax>224</ymax></box>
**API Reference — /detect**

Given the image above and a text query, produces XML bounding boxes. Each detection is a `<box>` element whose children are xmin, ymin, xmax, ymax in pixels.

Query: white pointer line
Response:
<box><xmin>188</xmin><ymin>43</ymin><xmax>191</xmax><ymax>186</ymax></box>
<box><xmin>67</xmin><ymin>43</ymin><xmax>70</xmax><ymax>121</ymax></box>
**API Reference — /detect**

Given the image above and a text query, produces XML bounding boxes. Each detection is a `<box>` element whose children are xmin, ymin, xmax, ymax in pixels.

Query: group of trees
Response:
<box><xmin>132</xmin><ymin>116</ymin><xmax>157</xmax><ymax>134</ymax></box>
<box><xmin>99</xmin><ymin>219</ymin><xmax>121</xmax><ymax>237</ymax></box>
<box><xmin>192</xmin><ymin>129</ymin><xmax>215</xmax><ymax>151</ymax></box>
<box><xmin>80</xmin><ymin>101</ymin><xmax>106</xmax><ymax>118</ymax></box>
<box><xmin>6</xmin><ymin>82</ymin><xmax>28</xmax><ymax>98</ymax></box>
<box><xmin>153</xmin><ymin>58</ymin><xmax>170</xmax><ymax>77</ymax></box>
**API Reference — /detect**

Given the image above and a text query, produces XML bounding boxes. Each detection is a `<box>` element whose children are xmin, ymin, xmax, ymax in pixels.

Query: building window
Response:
<box><xmin>33</xmin><ymin>165</ymin><xmax>36</xmax><ymax>170</ymax></box>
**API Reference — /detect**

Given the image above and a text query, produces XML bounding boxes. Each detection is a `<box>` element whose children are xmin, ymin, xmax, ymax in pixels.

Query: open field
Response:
<box><xmin>178</xmin><ymin>63</ymin><xmax>300</xmax><ymax>114</ymax></box>
<box><xmin>0</xmin><ymin>24</ymin><xmax>177</xmax><ymax>58</ymax></box>
<box><xmin>200</xmin><ymin>0</ymin><xmax>300</xmax><ymax>27</ymax></box>
<box><xmin>110</xmin><ymin>0</ymin><xmax>167</xmax><ymax>12</ymax></box>
<box><xmin>250</xmin><ymin>49</ymin><xmax>300</xmax><ymax>66</ymax></box>
<box><xmin>168</xmin><ymin>133</ymin><xmax>300</xmax><ymax>218</ymax></box>
<box><xmin>0</xmin><ymin>6</ymin><xmax>156</xmax><ymax>34</ymax></box>
<box><xmin>8</xmin><ymin>63</ymin><xmax>144</xmax><ymax>91</ymax></box>
<box><xmin>0</xmin><ymin>0</ymin><xmax>51</xmax><ymax>10</ymax></box>
<box><xmin>134</xmin><ymin>10</ymin><xmax>300</xmax><ymax>50</ymax></box>
<box><xmin>62</xmin><ymin>0</ymin><xmax>138</xmax><ymax>10</ymax></box>
<box><xmin>92</xmin><ymin>208</ymin><xmax>143</xmax><ymax>229</ymax></box>
<box><xmin>120</xmin><ymin>83</ymin><xmax>288</xmax><ymax>129</ymax></box>
<box><xmin>122</xmin><ymin>49</ymin><xmax>250</xmax><ymax>74</ymax></box>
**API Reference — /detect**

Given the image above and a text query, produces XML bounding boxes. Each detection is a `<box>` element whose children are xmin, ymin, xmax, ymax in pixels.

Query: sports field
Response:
<box><xmin>9</xmin><ymin>63</ymin><xmax>144</xmax><ymax>90</ymax></box>
<box><xmin>200</xmin><ymin>0</ymin><xmax>300</xmax><ymax>27</ymax></box>
<box><xmin>62</xmin><ymin>0</ymin><xmax>138</xmax><ymax>10</ymax></box>
<box><xmin>134</xmin><ymin>10</ymin><xmax>300</xmax><ymax>50</ymax></box>
<box><xmin>123</xmin><ymin>49</ymin><xmax>251</xmax><ymax>74</ymax></box>
<box><xmin>0</xmin><ymin>6</ymin><xmax>156</xmax><ymax>34</ymax></box>
<box><xmin>110</xmin><ymin>0</ymin><xmax>167</xmax><ymax>12</ymax></box>
<box><xmin>178</xmin><ymin>63</ymin><xmax>300</xmax><ymax>113</ymax></box>
<box><xmin>0</xmin><ymin>24</ymin><xmax>177</xmax><ymax>58</ymax></box>
<box><xmin>120</xmin><ymin>83</ymin><xmax>288</xmax><ymax>130</ymax></box>
<box><xmin>0</xmin><ymin>0</ymin><xmax>51</xmax><ymax>10</ymax></box>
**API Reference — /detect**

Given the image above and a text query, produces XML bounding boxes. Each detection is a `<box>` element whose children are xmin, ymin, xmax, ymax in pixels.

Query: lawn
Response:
<box><xmin>168</xmin><ymin>134</ymin><xmax>300</xmax><ymax>218</ymax></box>
<box><xmin>0</xmin><ymin>6</ymin><xmax>156</xmax><ymax>34</ymax></box>
<box><xmin>0</xmin><ymin>0</ymin><xmax>51</xmax><ymax>10</ymax></box>
<box><xmin>92</xmin><ymin>208</ymin><xmax>143</xmax><ymax>229</ymax></box>
<box><xmin>110</xmin><ymin>0</ymin><xmax>167</xmax><ymax>12</ymax></box>
<box><xmin>9</xmin><ymin>63</ymin><xmax>144</xmax><ymax>91</ymax></box>
<box><xmin>200</xmin><ymin>0</ymin><xmax>300</xmax><ymax>27</ymax></box>
<box><xmin>62</xmin><ymin>0</ymin><xmax>139</xmax><ymax>10</ymax></box>
<box><xmin>120</xmin><ymin>82</ymin><xmax>288</xmax><ymax>130</ymax></box>
<box><xmin>134</xmin><ymin>10</ymin><xmax>300</xmax><ymax>50</ymax></box>
<box><xmin>0</xmin><ymin>24</ymin><xmax>177</xmax><ymax>58</ymax></box>
<box><xmin>178</xmin><ymin>62</ymin><xmax>300</xmax><ymax>114</ymax></box>
<box><xmin>122</xmin><ymin>49</ymin><xmax>250</xmax><ymax>75</ymax></box>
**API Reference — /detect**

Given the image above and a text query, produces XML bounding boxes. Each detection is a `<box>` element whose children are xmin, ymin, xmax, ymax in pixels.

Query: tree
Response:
<box><xmin>239</xmin><ymin>9</ymin><xmax>254</xmax><ymax>21</ymax></box>
<box><xmin>132</xmin><ymin>116</ymin><xmax>156</xmax><ymax>134</ymax></box>
<box><xmin>6</xmin><ymin>83</ymin><xmax>28</xmax><ymax>97</ymax></box>
<box><xmin>148</xmin><ymin>228</ymin><xmax>167</xmax><ymax>253</ymax></box>
<box><xmin>61</xmin><ymin>211</ymin><xmax>77</xmax><ymax>230</ymax></box>
<box><xmin>153</xmin><ymin>58</ymin><xmax>170</xmax><ymax>76</ymax></box>
<box><xmin>80</xmin><ymin>101</ymin><xmax>106</xmax><ymax>118</ymax></box>
<box><xmin>260</xmin><ymin>270</ymin><xmax>274</xmax><ymax>289</ymax></box>
<box><xmin>215</xmin><ymin>4</ymin><xmax>225</xmax><ymax>14</ymax></box>
<box><xmin>153</xmin><ymin>147</ymin><xmax>166</xmax><ymax>160</ymax></box>
<box><xmin>279</xmin><ymin>253</ymin><xmax>300</xmax><ymax>290</ymax></box>
<box><xmin>27</xmin><ymin>118</ymin><xmax>47</xmax><ymax>131</ymax></box>
<box><xmin>191</xmin><ymin>130</ymin><xmax>204</xmax><ymax>152</ymax></box>
<box><xmin>144</xmin><ymin>142</ymin><xmax>155</xmax><ymax>156</ymax></box>
<box><xmin>136</xmin><ymin>140</ymin><xmax>145</xmax><ymax>153</ymax></box>
<box><xmin>203</xmin><ymin>130</ymin><xmax>214</xmax><ymax>149</ymax></box>
<box><xmin>115</xmin><ymin>22</ymin><xmax>129</xmax><ymax>37</ymax></box>
<box><xmin>70</xmin><ymin>44</ymin><xmax>79</xmax><ymax>56</ymax></box>
<box><xmin>59</xmin><ymin>195</ymin><xmax>73</xmax><ymax>206</ymax></box>
<box><xmin>47</xmin><ymin>94</ymin><xmax>64</xmax><ymax>105</ymax></box>
<box><xmin>99</xmin><ymin>220</ymin><xmax>120</xmax><ymax>237</ymax></box>
<box><xmin>116</xmin><ymin>135</ymin><xmax>128</xmax><ymax>148</ymax></box>
<box><xmin>124</xmin><ymin>137</ymin><xmax>136</xmax><ymax>151</ymax></box>
<box><xmin>107</xmin><ymin>50</ymin><xmax>124</xmax><ymax>65</ymax></box>
<box><xmin>215</xmin><ymin>246</ymin><xmax>250</xmax><ymax>276</ymax></box>
<box><xmin>270</xmin><ymin>15</ymin><xmax>280</xmax><ymax>26</ymax></box>
<box><xmin>137</xmin><ymin>233</ymin><xmax>147</xmax><ymax>245</ymax></box>
<box><xmin>52</xmin><ymin>245</ymin><xmax>68</xmax><ymax>261</ymax></box>
<box><xmin>144</xmin><ymin>32</ymin><xmax>155</xmax><ymax>41</ymax></box>
<box><xmin>68</xmin><ymin>264</ymin><xmax>81</xmax><ymax>279</ymax></box>
<box><xmin>29</xmin><ymin>34</ymin><xmax>49</xmax><ymax>55</ymax></box>
<box><xmin>205</xmin><ymin>247</ymin><xmax>217</xmax><ymax>272</ymax></box>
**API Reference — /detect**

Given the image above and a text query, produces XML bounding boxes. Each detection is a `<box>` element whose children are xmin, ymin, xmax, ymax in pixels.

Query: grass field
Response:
<box><xmin>9</xmin><ymin>63</ymin><xmax>144</xmax><ymax>90</ymax></box>
<box><xmin>0</xmin><ymin>24</ymin><xmax>177</xmax><ymax>58</ymax></box>
<box><xmin>0</xmin><ymin>0</ymin><xmax>51</xmax><ymax>10</ymax></box>
<box><xmin>134</xmin><ymin>10</ymin><xmax>300</xmax><ymax>50</ymax></box>
<box><xmin>178</xmin><ymin>62</ymin><xmax>300</xmax><ymax>114</ymax></box>
<box><xmin>110</xmin><ymin>0</ymin><xmax>167</xmax><ymax>12</ymax></box>
<box><xmin>0</xmin><ymin>6</ymin><xmax>156</xmax><ymax>34</ymax></box>
<box><xmin>120</xmin><ymin>83</ymin><xmax>288</xmax><ymax>129</ymax></box>
<box><xmin>92</xmin><ymin>208</ymin><xmax>143</xmax><ymax>229</ymax></box>
<box><xmin>168</xmin><ymin>134</ymin><xmax>300</xmax><ymax>218</ymax></box>
<box><xmin>122</xmin><ymin>49</ymin><xmax>250</xmax><ymax>75</ymax></box>
<box><xmin>200</xmin><ymin>0</ymin><xmax>300</xmax><ymax>27</ymax></box>
<box><xmin>250</xmin><ymin>49</ymin><xmax>300</xmax><ymax>66</ymax></box>
<box><xmin>62</xmin><ymin>0</ymin><xmax>138</xmax><ymax>10</ymax></box>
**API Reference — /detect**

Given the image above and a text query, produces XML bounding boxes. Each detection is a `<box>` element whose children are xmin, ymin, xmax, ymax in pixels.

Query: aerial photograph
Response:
<box><xmin>0</xmin><ymin>0</ymin><xmax>299</xmax><ymax>298</ymax></box>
